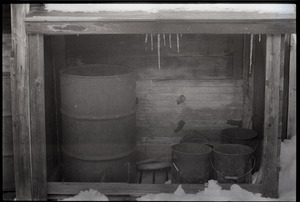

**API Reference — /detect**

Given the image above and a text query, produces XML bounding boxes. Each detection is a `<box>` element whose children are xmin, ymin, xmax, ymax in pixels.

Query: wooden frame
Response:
<box><xmin>10</xmin><ymin>4</ymin><xmax>296</xmax><ymax>200</ymax></box>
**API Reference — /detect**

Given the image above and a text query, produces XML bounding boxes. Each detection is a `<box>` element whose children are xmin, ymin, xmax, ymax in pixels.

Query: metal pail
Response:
<box><xmin>171</xmin><ymin>143</ymin><xmax>212</xmax><ymax>184</ymax></box>
<box><xmin>212</xmin><ymin>144</ymin><xmax>255</xmax><ymax>183</ymax></box>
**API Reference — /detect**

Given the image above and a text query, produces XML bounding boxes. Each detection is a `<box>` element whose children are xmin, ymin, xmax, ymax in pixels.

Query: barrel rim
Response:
<box><xmin>213</xmin><ymin>144</ymin><xmax>254</xmax><ymax>156</ymax></box>
<box><xmin>220</xmin><ymin>127</ymin><xmax>257</xmax><ymax>140</ymax></box>
<box><xmin>59</xmin><ymin>64</ymin><xmax>136</xmax><ymax>79</ymax></box>
<box><xmin>172</xmin><ymin>143</ymin><xmax>212</xmax><ymax>156</ymax></box>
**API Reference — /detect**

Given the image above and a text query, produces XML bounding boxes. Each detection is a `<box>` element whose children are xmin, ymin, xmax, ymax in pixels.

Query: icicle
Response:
<box><xmin>259</xmin><ymin>34</ymin><xmax>261</xmax><ymax>42</ymax></box>
<box><xmin>163</xmin><ymin>34</ymin><xmax>166</xmax><ymax>46</ymax></box>
<box><xmin>145</xmin><ymin>34</ymin><xmax>148</xmax><ymax>50</ymax></box>
<box><xmin>157</xmin><ymin>34</ymin><xmax>161</xmax><ymax>70</ymax></box>
<box><xmin>151</xmin><ymin>34</ymin><xmax>154</xmax><ymax>51</ymax></box>
<box><xmin>176</xmin><ymin>34</ymin><xmax>180</xmax><ymax>53</ymax></box>
<box><xmin>169</xmin><ymin>34</ymin><xmax>172</xmax><ymax>48</ymax></box>
<box><xmin>249</xmin><ymin>34</ymin><xmax>254</xmax><ymax>74</ymax></box>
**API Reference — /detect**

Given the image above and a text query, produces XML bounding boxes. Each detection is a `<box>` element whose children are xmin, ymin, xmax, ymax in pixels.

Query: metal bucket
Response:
<box><xmin>220</xmin><ymin>127</ymin><xmax>259</xmax><ymax>172</ymax></box>
<box><xmin>2</xmin><ymin>72</ymin><xmax>15</xmax><ymax>190</ymax></box>
<box><xmin>220</xmin><ymin>127</ymin><xmax>257</xmax><ymax>149</ymax></box>
<box><xmin>171</xmin><ymin>143</ymin><xmax>212</xmax><ymax>184</ymax></box>
<box><xmin>212</xmin><ymin>144</ymin><xmax>255</xmax><ymax>183</ymax></box>
<box><xmin>60</xmin><ymin>65</ymin><xmax>137</xmax><ymax>182</ymax></box>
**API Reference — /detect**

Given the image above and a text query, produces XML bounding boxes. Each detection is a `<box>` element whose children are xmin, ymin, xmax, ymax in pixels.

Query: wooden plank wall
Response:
<box><xmin>63</xmin><ymin>34</ymin><xmax>243</xmax><ymax>160</ymax></box>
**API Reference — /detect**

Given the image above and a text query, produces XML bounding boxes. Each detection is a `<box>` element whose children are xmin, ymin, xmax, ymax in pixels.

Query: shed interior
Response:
<box><xmin>44</xmin><ymin>33</ymin><xmax>267</xmax><ymax>183</ymax></box>
<box><xmin>7</xmin><ymin>3</ymin><xmax>296</xmax><ymax>200</ymax></box>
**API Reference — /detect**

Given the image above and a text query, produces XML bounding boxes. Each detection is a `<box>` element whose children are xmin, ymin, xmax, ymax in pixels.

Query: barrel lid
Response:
<box><xmin>60</xmin><ymin>64</ymin><xmax>136</xmax><ymax>79</ymax></box>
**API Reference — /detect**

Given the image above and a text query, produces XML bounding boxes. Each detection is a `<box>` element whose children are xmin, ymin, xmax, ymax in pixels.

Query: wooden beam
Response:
<box><xmin>51</xmin><ymin>35</ymin><xmax>66</xmax><ymax>179</ymax></box>
<box><xmin>241</xmin><ymin>35</ymin><xmax>253</xmax><ymax>128</ymax></box>
<box><xmin>281</xmin><ymin>34</ymin><xmax>291</xmax><ymax>140</ymax></box>
<box><xmin>28</xmin><ymin>34</ymin><xmax>47</xmax><ymax>200</ymax></box>
<box><xmin>47</xmin><ymin>182</ymin><xmax>263</xmax><ymax>196</ymax></box>
<box><xmin>287</xmin><ymin>34</ymin><xmax>296</xmax><ymax>138</ymax></box>
<box><xmin>25</xmin><ymin>19</ymin><xmax>296</xmax><ymax>34</ymax></box>
<box><xmin>262</xmin><ymin>34</ymin><xmax>281</xmax><ymax>198</ymax></box>
<box><xmin>10</xmin><ymin>4</ymin><xmax>32</xmax><ymax>200</ymax></box>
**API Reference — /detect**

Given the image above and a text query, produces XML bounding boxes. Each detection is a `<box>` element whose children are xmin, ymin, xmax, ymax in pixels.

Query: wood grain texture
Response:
<box><xmin>287</xmin><ymin>34</ymin><xmax>296</xmax><ymax>138</ymax></box>
<box><xmin>47</xmin><ymin>182</ymin><xmax>263</xmax><ymax>196</ymax></box>
<box><xmin>28</xmin><ymin>34</ymin><xmax>47</xmax><ymax>200</ymax></box>
<box><xmin>281</xmin><ymin>34</ymin><xmax>290</xmax><ymax>140</ymax></box>
<box><xmin>10</xmin><ymin>4</ymin><xmax>32</xmax><ymax>200</ymax></box>
<box><xmin>241</xmin><ymin>35</ymin><xmax>253</xmax><ymax>128</ymax></box>
<box><xmin>262</xmin><ymin>34</ymin><xmax>281</xmax><ymax>198</ymax></box>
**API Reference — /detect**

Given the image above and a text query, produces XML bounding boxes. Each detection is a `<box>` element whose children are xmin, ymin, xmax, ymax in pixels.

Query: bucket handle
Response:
<box><xmin>211</xmin><ymin>156</ymin><xmax>256</xmax><ymax>182</ymax></box>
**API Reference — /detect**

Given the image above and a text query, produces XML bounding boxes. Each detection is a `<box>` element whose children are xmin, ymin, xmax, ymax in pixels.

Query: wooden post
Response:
<box><xmin>262</xmin><ymin>34</ymin><xmax>281</xmax><ymax>198</ymax></box>
<box><xmin>10</xmin><ymin>4</ymin><xmax>32</xmax><ymax>200</ymax></box>
<box><xmin>28</xmin><ymin>34</ymin><xmax>47</xmax><ymax>200</ymax></box>
<box><xmin>242</xmin><ymin>35</ymin><xmax>253</xmax><ymax>128</ymax></box>
<box><xmin>287</xmin><ymin>34</ymin><xmax>296</xmax><ymax>139</ymax></box>
<box><xmin>281</xmin><ymin>34</ymin><xmax>291</xmax><ymax>140</ymax></box>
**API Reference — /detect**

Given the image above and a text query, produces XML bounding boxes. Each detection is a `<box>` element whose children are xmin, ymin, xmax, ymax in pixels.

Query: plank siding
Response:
<box><xmin>64</xmin><ymin>34</ymin><xmax>243</xmax><ymax>159</ymax></box>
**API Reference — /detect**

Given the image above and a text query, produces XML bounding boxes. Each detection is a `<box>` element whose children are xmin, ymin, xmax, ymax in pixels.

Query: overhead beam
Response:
<box><xmin>25</xmin><ymin>19</ymin><xmax>296</xmax><ymax>34</ymax></box>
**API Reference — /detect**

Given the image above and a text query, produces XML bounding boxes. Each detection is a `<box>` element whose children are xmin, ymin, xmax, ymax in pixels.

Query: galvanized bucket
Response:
<box><xmin>220</xmin><ymin>127</ymin><xmax>258</xmax><ymax>149</ymax></box>
<box><xmin>212</xmin><ymin>144</ymin><xmax>255</xmax><ymax>183</ymax></box>
<box><xmin>2</xmin><ymin>72</ymin><xmax>15</xmax><ymax>191</ymax></box>
<box><xmin>60</xmin><ymin>64</ymin><xmax>137</xmax><ymax>182</ymax></box>
<box><xmin>220</xmin><ymin>127</ymin><xmax>259</xmax><ymax>171</ymax></box>
<box><xmin>171</xmin><ymin>143</ymin><xmax>212</xmax><ymax>184</ymax></box>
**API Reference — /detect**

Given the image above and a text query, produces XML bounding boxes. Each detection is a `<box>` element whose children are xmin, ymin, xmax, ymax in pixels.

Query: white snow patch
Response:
<box><xmin>60</xmin><ymin>189</ymin><xmax>109</xmax><ymax>201</ymax></box>
<box><xmin>45</xmin><ymin>4</ymin><xmax>295</xmax><ymax>14</ymax></box>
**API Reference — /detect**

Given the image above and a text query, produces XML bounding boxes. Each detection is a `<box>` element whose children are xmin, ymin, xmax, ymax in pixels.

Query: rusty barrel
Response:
<box><xmin>60</xmin><ymin>65</ymin><xmax>136</xmax><ymax>182</ymax></box>
<box><xmin>171</xmin><ymin>143</ymin><xmax>212</xmax><ymax>184</ymax></box>
<box><xmin>2</xmin><ymin>72</ymin><xmax>15</xmax><ymax>190</ymax></box>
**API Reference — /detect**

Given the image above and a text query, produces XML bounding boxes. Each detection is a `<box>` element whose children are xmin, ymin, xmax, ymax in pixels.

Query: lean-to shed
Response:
<box><xmin>7</xmin><ymin>3</ymin><xmax>296</xmax><ymax>200</ymax></box>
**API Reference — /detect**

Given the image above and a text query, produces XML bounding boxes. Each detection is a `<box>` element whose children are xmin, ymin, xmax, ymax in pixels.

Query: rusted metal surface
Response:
<box><xmin>60</xmin><ymin>65</ymin><xmax>137</xmax><ymax>182</ymax></box>
<box><xmin>171</xmin><ymin>143</ymin><xmax>212</xmax><ymax>184</ymax></box>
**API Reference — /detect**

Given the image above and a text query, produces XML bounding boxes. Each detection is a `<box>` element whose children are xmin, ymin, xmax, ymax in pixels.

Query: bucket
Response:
<box><xmin>171</xmin><ymin>143</ymin><xmax>212</xmax><ymax>184</ymax></box>
<box><xmin>220</xmin><ymin>127</ymin><xmax>257</xmax><ymax>149</ymax></box>
<box><xmin>2</xmin><ymin>72</ymin><xmax>15</xmax><ymax>191</ymax></box>
<box><xmin>220</xmin><ymin>127</ymin><xmax>260</xmax><ymax>171</ymax></box>
<box><xmin>60</xmin><ymin>65</ymin><xmax>137</xmax><ymax>182</ymax></box>
<box><xmin>212</xmin><ymin>144</ymin><xmax>255</xmax><ymax>183</ymax></box>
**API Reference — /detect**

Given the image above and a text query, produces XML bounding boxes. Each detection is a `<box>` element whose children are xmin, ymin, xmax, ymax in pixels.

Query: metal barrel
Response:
<box><xmin>212</xmin><ymin>144</ymin><xmax>254</xmax><ymax>183</ymax></box>
<box><xmin>60</xmin><ymin>65</ymin><xmax>137</xmax><ymax>182</ymax></box>
<box><xmin>2</xmin><ymin>72</ymin><xmax>15</xmax><ymax>191</ymax></box>
<box><xmin>171</xmin><ymin>143</ymin><xmax>212</xmax><ymax>184</ymax></box>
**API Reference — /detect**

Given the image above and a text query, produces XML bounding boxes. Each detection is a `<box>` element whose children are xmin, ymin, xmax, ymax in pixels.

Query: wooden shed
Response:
<box><xmin>6</xmin><ymin>3</ymin><xmax>296</xmax><ymax>200</ymax></box>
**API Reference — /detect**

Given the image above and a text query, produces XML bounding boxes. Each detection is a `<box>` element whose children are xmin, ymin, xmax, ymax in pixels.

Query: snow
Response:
<box><xmin>45</xmin><ymin>4</ymin><xmax>295</xmax><ymax>14</ymax></box>
<box><xmin>60</xmin><ymin>189</ymin><xmax>109</xmax><ymax>201</ymax></box>
<box><xmin>61</xmin><ymin>136</ymin><xmax>296</xmax><ymax>201</ymax></box>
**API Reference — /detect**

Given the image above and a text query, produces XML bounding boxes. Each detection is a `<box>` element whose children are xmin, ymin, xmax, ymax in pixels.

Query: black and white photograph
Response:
<box><xmin>2</xmin><ymin>2</ymin><xmax>296</xmax><ymax>201</ymax></box>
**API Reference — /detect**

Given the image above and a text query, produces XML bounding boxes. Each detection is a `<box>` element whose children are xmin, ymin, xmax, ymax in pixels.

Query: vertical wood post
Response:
<box><xmin>281</xmin><ymin>34</ymin><xmax>291</xmax><ymax>140</ymax></box>
<box><xmin>242</xmin><ymin>35</ymin><xmax>253</xmax><ymax>128</ymax></box>
<box><xmin>10</xmin><ymin>4</ymin><xmax>32</xmax><ymax>200</ymax></box>
<box><xmin>262</xmin><ymin>34</ymin><xmax>281</xmax><ymax>198</ymax></box>
<box><xmin>287</xmin><ymin>34</ymin><xmax>296</xmax><ymax>139</ymax></box>
<box><xmin>28</xmin><ymin>34</ymin><xmax>47</xmax><ymax>200</ymax></box>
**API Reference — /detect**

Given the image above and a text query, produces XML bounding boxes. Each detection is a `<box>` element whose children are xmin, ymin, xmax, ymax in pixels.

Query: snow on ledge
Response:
<box><xmin>45</xmin><ymin>4</ymin><xmax>296</xmax><ymax>14</ymax></box>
